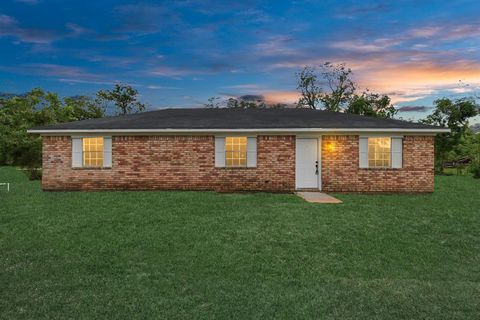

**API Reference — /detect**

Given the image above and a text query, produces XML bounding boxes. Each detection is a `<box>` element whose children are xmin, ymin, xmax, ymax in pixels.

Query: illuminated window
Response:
<box><xmin>368</xmin><ymin>137</ymin><xmax>391</xmax><ymax>168</ymax></box>
<box><xmin>225</xmin><ymin>137</ymin><xmax>247</xmax><ymax>167</ymax></box>
<box><xmin>83</xmin><ymin>137</ymin><xmax>104</xmax><ymax>167</ymax></box>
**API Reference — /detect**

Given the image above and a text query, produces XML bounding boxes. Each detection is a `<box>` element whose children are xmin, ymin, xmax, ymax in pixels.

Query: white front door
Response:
<box><xmin>296</xmin><ymin>138</ymin><xmax>319</xmax><ymax>189</ymax></box>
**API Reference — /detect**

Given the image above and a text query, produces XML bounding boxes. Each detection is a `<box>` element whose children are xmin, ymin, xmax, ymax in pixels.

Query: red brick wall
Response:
<box><xmin>41</xmin><ymin>135</ymin><xmax>296</xmax><ymax>192</ymax></box>
<box><xmin>321</xmin><ymin>135</ymin><xmax>435</xmax><ymax>193</ymax></box>
<box><xmin>42</xmin><ymin>134</ymin><xmax>434</xmax><ymax>193</ymax></box>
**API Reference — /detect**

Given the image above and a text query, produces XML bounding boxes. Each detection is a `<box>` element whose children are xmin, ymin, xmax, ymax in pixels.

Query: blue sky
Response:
<box><xmin>1</xmin><ymin>0</ymin><xmax>480</xmax><ymax>121</ymax></box>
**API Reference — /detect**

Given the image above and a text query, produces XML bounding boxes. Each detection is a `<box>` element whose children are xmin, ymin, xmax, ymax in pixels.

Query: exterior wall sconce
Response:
<box><xmin>326</xmin><ymin>141</ymin><xmax>335</xmax><ymax>152</ymax></box>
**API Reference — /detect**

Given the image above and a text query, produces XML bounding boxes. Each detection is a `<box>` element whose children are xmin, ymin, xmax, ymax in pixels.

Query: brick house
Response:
<box><xmin>28</xmin><ymin>108</ymin><xmax>448</xmax><ymax>193</ymax></box>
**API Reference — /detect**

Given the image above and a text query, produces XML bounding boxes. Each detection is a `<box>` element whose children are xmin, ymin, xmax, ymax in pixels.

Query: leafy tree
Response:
<box><xmin>270</xmin><ymin>103</ymin><xmax>289</xmax><ymax>109</ymax></box>
<box><xmin>296</xmin><ymin>66</ymin><xmax>322</xmax><ymax>109</ymax></box>
<box><xmin>421</xmin><ymin>97</ymin><xmax>478</xmax><ymax>173</ymax></box>
<box><xmin>319</xmin><ymin>62</ymin><xmax>356</xmax><ymax>112</ymax></box>
<box><xmin>0</xmin><ymin>89</ymin><xmax>104</xmax><ymax>169</ymax></box>
<box><xmin>63</xmin><ymin>96</ymin><xmax>105</xmax><ymax>120</ymax></box>
<box><xmin>345</xmin><ymin>91</ymin><xmax>397</xmax><ymax>119</ymax></box>
<box><xmin>204</xmin><ymin>97</ymin><xmax>274</xmax><ymax>109</ymax></box>
<box><xmin>296</xmin><ymin>62</ymin><xmax>396</xmax><ymax>118</ymax></box>
<box><xmin>296</xmin><ymin>62</ymin><xmax>356</xmax><ymax>111</ymax></box>
<box><xmin>228</xmin><ymin>98</ymin><xmax>267</xmax><ymax>109</ymax></box>
<box><xmin>226</xmin><ymin>97</ymin><xmax>240</xmax><ymax>108</ymax></box>
<box><xmin>96</xmin><ymin>83</ymin><xmax>145</xmax><ymax>115</ymax></box>
<box><xmin>204</xmin><ymin>96</ymin><xmax>222</xmax><ymax>108</ymax></box>
<box><xmin>469</xmin><ymin>133</ymin><xmax>480</xmax><ymax>178</ymax></box>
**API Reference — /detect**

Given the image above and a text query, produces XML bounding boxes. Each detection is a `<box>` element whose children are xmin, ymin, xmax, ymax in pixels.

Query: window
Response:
<box><xmin>368</xmin><ymin>137</ymin><xmax>391</xmax><ymax>168</ymax></box>
<box><xmin>225</xmin><ymin>137</ymin><xmax>247</xmax><ymax>167</ymax></box>
<box><xmin>83</xmin><ymin>137</ymin><xmax>104</xmax><ymax>167</ymax></box>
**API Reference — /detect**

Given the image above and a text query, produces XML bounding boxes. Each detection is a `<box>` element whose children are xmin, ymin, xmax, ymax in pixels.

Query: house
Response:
<box><xmin>28</xmin><ymin>108</ymin><xmax>448</xmax><ymax>193</ymax></box>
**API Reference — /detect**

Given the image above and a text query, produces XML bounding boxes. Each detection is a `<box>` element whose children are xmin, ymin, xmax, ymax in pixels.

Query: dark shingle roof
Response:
<box><xmin>29</xmin><ymin>108</ymin><xmax>445</xmax><ymax>131</ymax></box>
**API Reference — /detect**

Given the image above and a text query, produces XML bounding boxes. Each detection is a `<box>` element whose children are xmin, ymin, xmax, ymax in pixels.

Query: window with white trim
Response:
<box><xmin>83</xmin><ymin>137</ymin><xmax>104</xmax><ymax>167</ymax></box>
<box><xmin>368</xmin><ymin>137</ymin><xmax>391</xmax><ymax>168</ymax></box>
<box><xmin>225</xmin><ymin>137</ymin><xmax>247</xmax><ymax>167</ymax></box>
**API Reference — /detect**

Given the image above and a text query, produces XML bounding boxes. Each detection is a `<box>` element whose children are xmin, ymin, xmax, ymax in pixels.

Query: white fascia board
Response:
<box><xmin>27</xmin><ymin>127</ymin><xmax>451</xmax><ymax>134</ymax></box>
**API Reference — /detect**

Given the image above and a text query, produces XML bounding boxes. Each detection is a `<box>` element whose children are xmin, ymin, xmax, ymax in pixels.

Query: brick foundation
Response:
<box><xmin>42</xmin><ymin>134</ymin><xmax>434</xmax><ymax>193</ymax></box>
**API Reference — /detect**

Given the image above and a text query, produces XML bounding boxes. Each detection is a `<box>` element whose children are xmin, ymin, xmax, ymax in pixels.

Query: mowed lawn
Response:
<box><xmin>1</xmin><ymin>167</ymin><xmax>479</xmax><ymax>319</ymax></box>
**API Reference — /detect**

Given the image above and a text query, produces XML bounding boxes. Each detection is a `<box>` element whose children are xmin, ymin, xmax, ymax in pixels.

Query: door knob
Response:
<box><xmin>315</xmin><ymin>160</ymin><xmax>319</xmax><ymax>175</ymax></box>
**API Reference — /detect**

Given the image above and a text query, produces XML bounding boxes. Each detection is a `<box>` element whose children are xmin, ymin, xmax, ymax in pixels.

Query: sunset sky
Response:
<box><xmin>1</xmin><ymin>0</ymin><xmax>480</xmax><ymax>121</ymax></box>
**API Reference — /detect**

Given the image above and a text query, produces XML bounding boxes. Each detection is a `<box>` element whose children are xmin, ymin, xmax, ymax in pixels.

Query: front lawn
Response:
<box><xmin>1</xmin><ymin>167</ymin><xmax>479</xmax><ymax>319</ymax></box>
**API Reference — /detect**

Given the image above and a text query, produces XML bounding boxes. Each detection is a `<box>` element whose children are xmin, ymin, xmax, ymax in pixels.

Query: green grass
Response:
<box><xmin>1</xmin><ymin>166</ymin><xmax>479</xmax><ymax>319</ymax></box>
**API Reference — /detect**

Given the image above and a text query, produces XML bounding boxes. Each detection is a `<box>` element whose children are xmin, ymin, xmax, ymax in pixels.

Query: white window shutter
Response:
<box><xmin>72</xmin><ymin>137</ymin><xmax>83</xmax><ymax>168</ymax></box>
<box><xmin>215</xmin><ymin>137</ymin><xmax>225</xmax><ymax>167</ymax></box>
<box><xmin>391</xmin><ymin>137</ymin><xmax>403</xmax><ymax>168</ymax></box>
<box><xmin>247</xmin><ymin>137</ymin><xmax>257</xmax><ymax>167</ymax></box>
<box><xmin>359</xmin><ymin>137</ymin><xmax>368</xmax><ymax>168</ymax></box>
<box><xmin>103</xmin><ymin>137</ymin><xmax>112</xmax><ymax>168</ymax></box>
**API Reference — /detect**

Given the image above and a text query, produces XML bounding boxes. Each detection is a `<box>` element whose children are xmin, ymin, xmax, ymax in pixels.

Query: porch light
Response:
<box><xmin>326</xmin><ymin>141</ymin><xmax>335</xmax><ymax>152</ymax></box>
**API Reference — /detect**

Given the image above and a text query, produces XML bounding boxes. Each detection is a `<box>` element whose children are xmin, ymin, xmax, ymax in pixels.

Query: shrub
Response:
<box><xmin>470</xmin><ymin>162</ymin><xmax>480</xmax><ymax>179</ymax></box>
<box><xmin>23</xmin><ymin>168</ymin><xmax>42</xmax><ymax>180</ymax></box>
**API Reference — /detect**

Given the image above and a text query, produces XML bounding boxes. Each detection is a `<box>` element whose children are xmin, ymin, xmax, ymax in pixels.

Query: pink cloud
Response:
<box><xmin>0</xmin><ymin>14</ymin><xmax>92</xmax><ymax>44</ymax></box>
<box><xmin>0</xmin><ymin>14</ymin><xmax>59</xmax><ymax>44</ymax></box>
<box><xmin>1</xmin><ymin>63</ymin><xmax>104</xmax><ymax>83</ymax></box>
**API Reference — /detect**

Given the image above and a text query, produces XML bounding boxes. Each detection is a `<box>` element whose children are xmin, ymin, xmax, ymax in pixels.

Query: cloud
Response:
<box><xmin>409</xmin><ymin>26</ymin><xmax>442</xmax><ymax>38</ymax></box>
<box><xmin>57</xmin><ymin>78</ymin><xmax>113</xmax><ymax>85</ymax></box>
<box><xmin>114</xmin><ymin>4</ymin><xmax>180</xmax><ymax>35</ymax></box>
<box><xmin>1</xmin><ymin>63</ymin><xmax>103</xmax><ymax>82</ymax></box>
<box><xmin>237</xmin><ymin>94</ymin><xmax>264</xmax><ymax>102</ymax></box>
<box><xmin>0</xmin><ymin>14</ymin><xmax>59</xmax><ymax>43</ymax></box>
<box><xmin>448</xmin><ymin>87</ymin><xmax>476</xmax><ymax>94</ymax></box>
<box><xmin>150</xmin><ymin>66</ymin><xmax>193</xmax><ymax>78</ymax></box>
<box><xmin>403</xmin><ymin>23</ymin><xmax>480</xmax><ymax>44</ymax></box>
<box><xmin>65</xmin><ymin>23</ymin><xmax>91</xmax><ymax>37</ymax></box>
<box><xmin>149</xmin><ymin>63</ymin><xmax>237</xmax><ymax>78</ymax></box>
<box><xmin>219</xmin><ymin>91</ymin><xmax>299</xmax><ymax>105</ymax></box>
<box><xmin>0</xmin><ymin>14</ymin><xmax>94</xmax><ymax>44</ymax></box>
<box><xmin>222</xmin><ymin>84</ymin><xmax>262</xmax><ymax>90</ymax></box>
<box><xmin>234</xmin><ymin>8</ymin><xmax>271</xmax><ymax>24</ymax></box>
<box><xmin>436</xmin><ymin>23</ymin><xmax>480</xmax><ymax>41</ymax></box>
<box><xmin>335</xmin><ymin>3</ymin><xmax>389</xmax><ymax>19</ymax></box>
<box><xmin>257</xmin><ymin>24</ymin><xmax>480</xmax><ymax>105</ymax></box>
<box><xmin>146</xmin><ymin>85</ymin><xmax>181</xmax><ymax>90</ymax></box>
<box><xmin>330</xmin><ymin>39</ymin><xmax>400</xmax><ymax>53</ymax></box>
<box><xmin>262</xmin><ymin>91</ymin><xmax>300</xmax><ymax>104</ymax></box>
<box><xmin>80</xmin><ymin>54</ymin><xmax>139</xmax><ymax>67</ymax></box>
<box><xmin>397</xmin><ymin>106</ymin><xmax>432</xmax><ymax>112</ymax></box>
<box><xmin>357</xmin><ymin>60</ymin><xmax>480</xmax><ymax>89</ymax></box>
<box><xmin>254</xmin><ymin>36</ymin><xmax>299</xmax><ymax>57</ymax></box>
<box><xmin>329</xmin><ymin>24</ymin><xmax>480</xmax><ymax>56</ymax></box>
<box><xmin>15</xmin><ymin>0</ymin><xmax>40</xmax><ymax>4</ymax></box>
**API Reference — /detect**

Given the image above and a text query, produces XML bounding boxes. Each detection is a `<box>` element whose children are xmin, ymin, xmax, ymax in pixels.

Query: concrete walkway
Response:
<box><xmin>296</xmin><ymin>191</ymin><xmax>342</xmax><ymax>204</ymax></box>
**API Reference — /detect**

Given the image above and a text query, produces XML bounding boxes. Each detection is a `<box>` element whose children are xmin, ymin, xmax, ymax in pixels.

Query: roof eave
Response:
<box><xmin>27</xmin><ymin>127</ymin><xmax>450</xmax><ymax>134</ymax></box>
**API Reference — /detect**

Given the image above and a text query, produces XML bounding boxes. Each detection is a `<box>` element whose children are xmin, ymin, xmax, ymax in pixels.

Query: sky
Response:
<box><xmin>1</xmin><ymin>0</ymin><xmax>480</xmax><ymax>121</ymax></box>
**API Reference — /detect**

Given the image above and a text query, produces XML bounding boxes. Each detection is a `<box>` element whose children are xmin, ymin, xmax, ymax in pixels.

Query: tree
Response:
<box><xmin>226</xmin><ymin>98</ymin><xmax>267</xmax><ymax>109</ymax></box>
<box><xmin>226</xmin><ymin>97</ymin><xmax>239</xmax><ymax>108</ymax></box>
<box><xmin>296</xmin><ymin>66</ymin><xmax>322</xmax><ymax>109</ymax></box>
<box><xmin>319</xmin><ymin>62</ymin><xmax>356</xmax><ymax>112</ymax></box>
<box><xmin>63</xmin><ymin>96</ymin><xmax>105</xmax><ymax>120</ymax></box>
<box><xmin>296</xmin><ymin>62</ymin><xmax>356</xmax><ymax>111</ymax></box>
<box><xmin>96</xmin><ymin>83</ymin><xmax>145</xmax><ymax>115</ymax></box>
<box><xmin>421</xmin><ymin>97</ymin><xmax>478</xmax><ymax>173</ymax></box>
<box><xmin>0</xmin><ymin>89</ymin><xmax>104</xmax><ymax>169</ymax></box>
<box><xmin>270</xmin><ymin>103</ymin><xmax>289</xmax><ymax>109</ymax></box>
<box><xmin>345</xmin><ymin>91</ymin><xmax>397</xmax><ymax>119</ymax></box>
<box><xmin>204</xmin><ymin>96</ymin><xmax>278</xmax><ymax>109</ymax></box>
<box><xmin>204</xmin><ymin>96</ymin><xmax>222</xmax><ymax>108</ymax></box>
